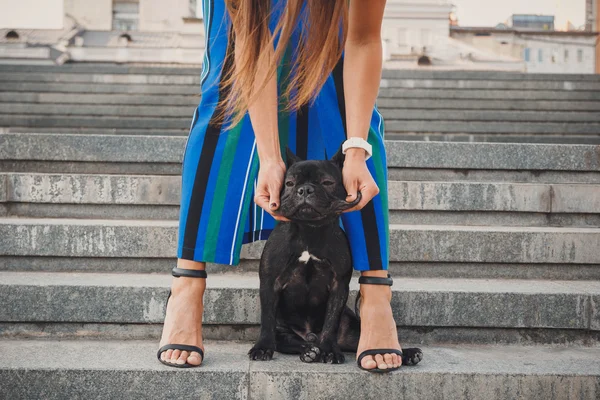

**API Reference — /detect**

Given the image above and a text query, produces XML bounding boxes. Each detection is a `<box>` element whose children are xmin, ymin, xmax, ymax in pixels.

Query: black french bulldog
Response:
<box><xmin>248</xmin><ymin>146</ymin><xmax>423</xmax><ymax>366</ymax></box>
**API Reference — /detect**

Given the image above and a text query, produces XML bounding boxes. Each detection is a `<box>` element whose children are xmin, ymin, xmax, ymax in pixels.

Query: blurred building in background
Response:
<box><xmin>509</xmin><ymin>15</ymin><xmax>555</xmax><ymax>31</ymax></box>
<box><xmin>0</xmin><ymin>0</ymin><xmax>598</xmax><ymax>73</ymax></box>
<box><xmin>0</xmin><ymin>0</ymin><xmax>205</xmax><ymax>65</ymax></box>
<box><xmin>451</xmin><ymin>26</ymin><xmax>597</xmax><ymax>74</ymax></box>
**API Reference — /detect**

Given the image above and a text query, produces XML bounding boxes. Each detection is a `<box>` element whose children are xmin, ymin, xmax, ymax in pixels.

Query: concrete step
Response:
<box><xmin>2</xmin><ymin>339</ymin><xmax>599</xmax><ymax>400</ymax></box>
<box><xmin>3</xmin><ymin>70</ymin><xmax>599</xmax><ymax>91</ymax></box>
<box><xmin>378</xmin><ymin>88</ymin><xmax>600</xmax><ymax>101</ymax></box>
<box><xmin>0</xmin><ymin>92</ymin><xmax>199</xmax><ymax>106</ymax></box>
<box><xmin>377</xmin><ymin>98</ymin><xmax>600</xmax><ymax>111</ymax></box>
<box><xmin>0</xmin><ymin>72</ymin><xmax>200</xmax><ymax>85</ymax></box>
<box><xmin>386</xmin><ymin>133</ymin><xmax>600</xmax><ymax>145</ymax></box>
<box><xmin>0</xmin><ymin>103</ymin><xmax>196</xmax><ymax>117</ymax></box>
<box><xmin>2</xmin><ymin>63</ymin><xmax>599</xmax><ymax>81</ymax></box>
<box><xmin>1</xmin><ymin>272</ymin><xmax>598</xmax><ymax>335</ymax></box>
<box><xmin>383</xmin><ymin>110</ymin><xmax>600</xmax><ymax>123</ymax></box>
<box><xmin>4</xmin><ymin>128</ymin><xmax>600</xmax><ymax>146</ymax></box>
<box><xmin>2</xmin><ymin>173</ymin><xmax>598</xmax><ymax>222</ymax></box>
<box><xmin>2</xmin><ymin>133</ymin><xmax>599</xmax><ymax>171</ymax></box>
<box><xmin>4</xmin><ymin>92</ymin><xmax>600</xmax><ymax>113</ymax></box>
<box><xmin>381</xmin><ymin>78</ymin><xmax>600</xmax><ymax>91</ymax></box>
<box><xmin>0</xmin><ymin>115</ymin><xmax>191</xmax><ymax>129</ymax></box>
<box><xmin>3</xmin><ymin>104</ymin><xmax>599</xmax><ymax>123</ymax></box>
<box><xmin>1</xmin><ymin>218</ymin><xmax>599</xmax><ymax>264</ymax></box>
<box><xmin>0</xmin><ymin>64</ymin><xmax>202</xmax><ymax>75</ymax></box>
<box><xmin>4</xmin><ymin>81</ymin><xmax>600</xmax><ymax>101</ymax></box>
<box><xmin>0</xmin><ymin>81</ymin><xmax>201</xmax><ymax>95</ymax></box>
<box><xmin>0</xmin><ymin>127</ymin><xmax>189</xmax><ymax>137</ymax></box>
<box><xmin>381</xmin><ymin>69</ymin><xmax>600</xmax><ymax>81</ymax></box>
<box><xmin>3</xmin><ymin>256</ymin><xmax>600</xmax><ymax>281</ymax></box>
<box><xmin>384</xmin><ymin>121</ymin><xmax>600</xmax><ymax>135</ymax></box>
<box><xmin>3</xmin><ymin>134</ymin><xmax>599</xmax><ymax>181</ymax></box>
<box><xmin>4</xmin><ymin>116</ymin><xmax>600</xmax><ymax>135</ymax></box>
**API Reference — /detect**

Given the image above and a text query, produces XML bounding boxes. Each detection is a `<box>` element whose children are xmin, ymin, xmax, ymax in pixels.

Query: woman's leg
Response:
<box><xmin>158</xmin><ymin>259</ymin><xmax>206</xmax><ymax>366</ymax></box>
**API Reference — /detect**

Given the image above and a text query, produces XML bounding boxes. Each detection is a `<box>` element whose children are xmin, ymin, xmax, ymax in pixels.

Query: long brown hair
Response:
<box><xmin>216</xmin><ymin>0</ymin><xmax>348</xmax><ymax>128</ymax></box>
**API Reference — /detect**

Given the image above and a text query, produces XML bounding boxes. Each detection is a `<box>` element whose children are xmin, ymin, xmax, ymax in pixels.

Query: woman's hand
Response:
<box><xmin>254</xmin><ymin>158</ymin><xmax>291</xmax><ymax>222</ymax></box>
<box><xmin>342</xmin><ymin>148</ymin><xmax>379</xmax><ymax>213</ymax></box>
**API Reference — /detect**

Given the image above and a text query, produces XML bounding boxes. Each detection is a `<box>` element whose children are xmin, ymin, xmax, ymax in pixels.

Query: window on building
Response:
<box><xmin>523</xmin><ymin>48</ymin><xmax>530</xmax><ymax>62</ymax></box>
<box><xmin>113</xmin><ymin>0</ymin><xmax>139</xmax><ymax>31</ymax></box>
<box><xmin>189</xmin><ymin>0</ymin><xmax>199</xmax><ymax>17</ymax></box>
<box><xmin>397</xmin><ymin>28</ymin><xmax>407</xmax><ymax>45</ymax></box>
<box><xmin>577</xmin><ymin>49</ymin><xmax>584</xmax><ymax>63</ymax></box>
<box><xmin>538</xmin><ymin>49</ymin><xmax>543</xmax><ymax>63</ymax></box>
<box><xmin>421</xmin><ymin>29</ymin><xmax>432</xmax><ymax>46</ymax></box>
<box><xmin>564</xmin><ymin>49</ymin><xmax>569</xmax><ymax>62</ymax></box>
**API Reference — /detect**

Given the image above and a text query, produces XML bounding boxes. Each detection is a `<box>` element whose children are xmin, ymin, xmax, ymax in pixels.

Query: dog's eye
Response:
<box><xmin>285</xmin><ymin>181</ymin><xmax>294</xmax><ymax>187</ymax></box>
<box><xmin>322</xmin><ymin>180</ymin><xmax>335</xmax><ymax>186</ymax></box>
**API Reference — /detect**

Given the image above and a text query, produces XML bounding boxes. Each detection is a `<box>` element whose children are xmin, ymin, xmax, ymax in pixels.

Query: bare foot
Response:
<box><xmin>158</xmin><ymin>260</ymin><xmax>206</xmax><ymax>366</ymax></box>
<box><xmin>356</xmin><ymin>272</ymin><xmax>402</xmax><ymax>370</ymax></box>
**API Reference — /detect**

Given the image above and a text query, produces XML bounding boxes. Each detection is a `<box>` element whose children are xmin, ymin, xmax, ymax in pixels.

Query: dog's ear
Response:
<box><xmin>285</xmin><ymin>146</ymin><xmax>302</xmax><ymax>168</ymax></box>
<box><xmin>331</xmin><ymin>144</ymin><xmax>345</xmax><ymax>169</ymax></box>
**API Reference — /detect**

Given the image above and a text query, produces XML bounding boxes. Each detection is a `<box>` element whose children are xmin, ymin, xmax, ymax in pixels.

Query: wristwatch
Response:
<box><xmin>342</xmin><ymin>137</ymin><xmax>372</xmax><ymax>161</ymax></box>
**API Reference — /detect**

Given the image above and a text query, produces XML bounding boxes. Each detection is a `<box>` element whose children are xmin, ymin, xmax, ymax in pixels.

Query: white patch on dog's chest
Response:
<box><xmin>298</xmin><ymin>251</ymin><xmax>321</xmax><ymax>263</ymax></box>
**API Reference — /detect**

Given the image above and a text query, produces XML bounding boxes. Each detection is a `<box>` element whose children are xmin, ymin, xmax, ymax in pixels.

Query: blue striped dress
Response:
<box><xmin>177</xmin><ymin>0</ymin><xmax>390</xmax><ymax>271</ymax></box>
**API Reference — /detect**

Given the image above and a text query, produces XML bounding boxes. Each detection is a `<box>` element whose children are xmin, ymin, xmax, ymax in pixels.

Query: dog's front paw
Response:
<box><xmin>248</xmin><ymin>342</ymin><xmax>275</xmax><ymax>361</ymax></box>
<box><xmin>300</xmin><ymin>346</ymin><xmax>320</xmax><ymax>363</ymax></box>
<box><xmin>300</xmin><ymin>345</ymin><xmax>345</xmax><ymax>364</ymax></box>
<box><xmin>323</xmin><ymin>348</ymin><xmax>345</xmax><ymax>364</ymax></box>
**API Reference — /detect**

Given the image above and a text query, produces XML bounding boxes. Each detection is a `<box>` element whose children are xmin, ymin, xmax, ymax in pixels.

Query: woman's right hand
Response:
<box><xmin>254</xmin><ymin>158</ymin><xmax>291</xmax><ymax>222</ymax></box>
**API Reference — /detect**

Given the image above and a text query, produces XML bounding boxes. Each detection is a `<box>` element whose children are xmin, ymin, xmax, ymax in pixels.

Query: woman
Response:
<box><xmin>157</xmin><ymin>0</ymin><xmax>404</xmax><ymax>372</ymax></box>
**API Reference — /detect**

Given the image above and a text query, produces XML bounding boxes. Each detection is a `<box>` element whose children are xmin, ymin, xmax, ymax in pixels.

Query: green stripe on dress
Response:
<box><xmin>203</xmin><ymin>119</ymin><xmax>245</xmax><ymax>261</ymax></box>
<box><xmin>368</xmin><ymin>126</ymin><xmax>390</xmax><ymax>262</ymax></box>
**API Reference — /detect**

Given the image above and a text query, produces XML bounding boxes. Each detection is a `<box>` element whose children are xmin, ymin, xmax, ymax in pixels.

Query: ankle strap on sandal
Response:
<box><xmin>358</xmin><ymin>273</ymin><xmax>393</xmax><ymax>286</ymax></box>
<box><xmin>172</xmin><ymin>267</ymin><xmax>207</xmax><ymax>279</ymax></box>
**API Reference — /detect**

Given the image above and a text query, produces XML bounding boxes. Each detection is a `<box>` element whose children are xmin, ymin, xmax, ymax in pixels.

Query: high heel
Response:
<box><xmin>157</xmin><ymin>267</ymin><xmax>207</xmax><ymax>368</ymax></box>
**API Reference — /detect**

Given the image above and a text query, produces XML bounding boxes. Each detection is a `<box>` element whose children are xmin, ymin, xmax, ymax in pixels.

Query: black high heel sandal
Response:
<box><xmin>157</xmin><ymin>267</ymin><xmax>207</xmax><ymax>368</ymax></box>
<box><xmin>355</xmin><ymin>274</ymin><xmax>423</xmax><ymax>372</ymax></box>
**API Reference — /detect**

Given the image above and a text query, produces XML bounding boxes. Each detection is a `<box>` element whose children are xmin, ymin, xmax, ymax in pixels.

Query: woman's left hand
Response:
<box><xmin>341</xmin><ymin>148</ymin><xmax>379</xmax><ymax>213</ymax></box>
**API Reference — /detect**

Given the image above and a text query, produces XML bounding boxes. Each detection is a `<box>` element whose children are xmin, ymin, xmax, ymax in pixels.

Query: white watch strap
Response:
<box><xmin>342</xmin><ymin>138</ymin><xmax>372</xmax><ymax>160</ymax></box>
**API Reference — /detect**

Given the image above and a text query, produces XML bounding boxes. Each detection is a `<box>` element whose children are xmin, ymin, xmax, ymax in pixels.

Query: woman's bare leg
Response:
<box><xmin>158</xmin><ymin>259</ymin><xmax>206</xmax><ymax>366</ymax></box>
<box><xmin>356</xmin><ymin>270</ymin><xmax>402</xmax><ymax>370</ymax></box>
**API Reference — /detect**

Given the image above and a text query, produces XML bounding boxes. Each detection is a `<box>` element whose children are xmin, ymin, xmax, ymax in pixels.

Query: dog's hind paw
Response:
<box><xmin>300</xmin><ymin>346</ymin><xmax>320</xmax><ymax>363</ymax></box>
<box><xmin>300</xmin><ymin>346</ymin><xmax>345</xmax><ymax>364</ymax></box>
<box><xmin>402</xmin><ymin>348</ymin><xmax>423</xmax><ymax>366</ymax></box>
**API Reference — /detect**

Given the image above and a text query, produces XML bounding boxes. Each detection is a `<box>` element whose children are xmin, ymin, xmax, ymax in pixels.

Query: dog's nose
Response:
<box><xmin>296</xmin><ymin>185</ymin><xmax>314</xmax><ymax>197</ymax></box>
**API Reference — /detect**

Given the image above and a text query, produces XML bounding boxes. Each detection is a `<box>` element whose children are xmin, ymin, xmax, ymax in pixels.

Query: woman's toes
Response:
<box><xmin>176</xmin><ymin>351</ymin><xmax>189</xmax><ymax>365</ymax></box>
<box><xmin>392</xmin><ymin>354</ymin><xmax>401</xmax><ymax>368</ymax></box>
<box><xmin>374</xmin><ymin>354</ymin><xmax>387</xmax><ymax>369</ymax></box>
<box><xmin>383</xmin><ymin>353</ymin><xmax>393</xmax><ymax>367</ymax></box>
<box><xmin>360</xmin><ymin>355</ymin><xmax>377</xmax><ymax>369</ymax></box>
<box><xmin>170</xmin><ymin>349</ymin><xmax>181</xmax><ymax>362</ymax></box>
<box><xmin>187</xmin><ymin>351</ymin><xmax>203</xmax><ymax>366</ymax></box>
<box><xmin>164</xmin><ymin>349</ymin><xmax>174</xmax><ymax>362</ymax></box>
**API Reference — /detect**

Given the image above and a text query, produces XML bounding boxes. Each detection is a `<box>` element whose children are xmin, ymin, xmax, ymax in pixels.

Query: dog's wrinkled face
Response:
<box><xmin>277</xmin><ymin>146</ymin><xmax>361</xmax><ymax>224</ymax></box>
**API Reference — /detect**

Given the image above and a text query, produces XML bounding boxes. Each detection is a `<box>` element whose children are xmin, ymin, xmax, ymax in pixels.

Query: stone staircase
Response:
<box><xmin>1</xmin><ymin>64</ymin><xmax>600</xmax><ymax>143</ymax></box>
<box><xmin>1</xmin><ymin>65</ymin><xmax>600</xmax><ymax>399</ymax></box>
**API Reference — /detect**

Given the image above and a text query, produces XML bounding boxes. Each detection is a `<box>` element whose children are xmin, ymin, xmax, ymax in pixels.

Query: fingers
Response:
<box><xmin>254</xmin><ymin>193</ymin><xmax>291</xmax><ymax>222</ymax></box>
<box><xmin>343</xmin><ymin>184</ymin><xmax>379</xmax><ymax>214</ymax></box>
<box><xmin>345</xmin><ymin>177</ymin><xmax>359</xmax><ymax>203</ymax></box>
